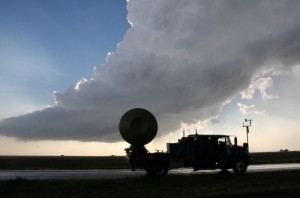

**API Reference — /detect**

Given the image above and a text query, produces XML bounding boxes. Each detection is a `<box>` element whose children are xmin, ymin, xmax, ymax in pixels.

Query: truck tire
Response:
<box><xmin>146</xmin><ymin>163</ymin><xmax>168</xmax><ymax>177</ymax></box>
<box><xmin>233</xmin><ymin>159</ymin><xmax>248</xmax><ymax>174</ymax></box>
<box><xmin>219</xmin><ymin>157</ymin><xmax>228</xmax><ymax>172</ymax></box>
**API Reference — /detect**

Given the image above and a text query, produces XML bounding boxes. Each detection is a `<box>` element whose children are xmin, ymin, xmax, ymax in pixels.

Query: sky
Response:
<box><xmin>0</xmin><ymin>0</ymin><xmax>300</xmax><ymax>156</ymax></box>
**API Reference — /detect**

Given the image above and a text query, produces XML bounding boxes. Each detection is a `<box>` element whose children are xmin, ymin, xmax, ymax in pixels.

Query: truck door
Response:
<box><xmin>218</xmin><ymin>136</ymin><xmax>231</xmax><ymax>159</ymax></box>
<box><xmin>202</xmin><ymin>137</ymin><xmax>219</xmax><ymax>161</ymax></box>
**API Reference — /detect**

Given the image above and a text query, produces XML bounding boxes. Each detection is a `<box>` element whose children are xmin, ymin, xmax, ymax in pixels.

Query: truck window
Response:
<box><xmin>225</xmin><ymin>137</ymin><xmax>232</xmax><ymax>146</ymax></box>
<box><xmin>218</xmin><ymin>137</ymin><xmax>232</xmax><ymax>147</ymax></box>
<box><xmin>218</xmin><ymin>137</ymin><xmax>226</xmax><ymax>145</ymax></box>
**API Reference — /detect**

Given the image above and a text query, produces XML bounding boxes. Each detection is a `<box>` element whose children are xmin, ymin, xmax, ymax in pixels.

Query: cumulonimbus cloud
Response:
<box><xmin>1</xmin><ymin>0</ymin><xmax>300</xmax><ymax>142</ymax></box>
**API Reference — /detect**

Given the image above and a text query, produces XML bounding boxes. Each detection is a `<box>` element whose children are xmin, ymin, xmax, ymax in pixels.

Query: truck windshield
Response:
<box><xmin>225</xmin><ymin>136</ymin><xmax>232</xmax><ymax>146</ymax></box>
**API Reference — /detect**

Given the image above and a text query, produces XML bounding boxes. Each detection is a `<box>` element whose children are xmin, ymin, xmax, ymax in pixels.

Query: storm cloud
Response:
<box><xmin>1</xmin><ymin>0</ymin><xmax>300</xmax><ymax>142</ymax></box>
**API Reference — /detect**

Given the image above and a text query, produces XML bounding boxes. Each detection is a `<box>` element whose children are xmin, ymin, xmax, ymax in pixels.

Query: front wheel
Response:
<box><xmin>233</xmin><ymin>159</ymin><xmax>248</xmax><ymax>174</ymax></box>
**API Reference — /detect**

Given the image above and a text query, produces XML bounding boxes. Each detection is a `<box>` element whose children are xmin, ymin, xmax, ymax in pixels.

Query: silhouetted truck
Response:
<box><xmin>119</xmin><ymin>108</ymin><xmax>250</xmax><ymax>177</ymax></box>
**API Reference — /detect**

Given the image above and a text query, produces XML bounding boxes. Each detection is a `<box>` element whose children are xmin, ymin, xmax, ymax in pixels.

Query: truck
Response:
<box><xmin>119</xmin><ymin>108</ymin><xmax>251</xmax><ymax>177</ymax></box>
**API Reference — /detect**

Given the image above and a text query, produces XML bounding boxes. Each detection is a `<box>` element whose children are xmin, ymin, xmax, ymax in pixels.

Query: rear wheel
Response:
<box><xmin>233</xmin><ymin>159</ymin><xmax>248</xmax><ymax>174</ymax></box>
<box><xmin>146</xmin><ymin>163</ymin><xmax>168</xmax><ymax>177</ymax></box>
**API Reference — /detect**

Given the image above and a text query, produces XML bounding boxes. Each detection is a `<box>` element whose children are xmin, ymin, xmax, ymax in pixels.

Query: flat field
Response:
<box><xmin>0</xmin><ymin>170</ymin><xmax>300</xmax><ymax>198</ymax></box>
<box><xmin>0</xmin><ymin>156</ymin><xmax>129</xmax><ymax>170</ymax></box>
<box><xmin>251</xmin><ymin>151</ymin><xmax>300</xmax><ymax>164</ymax></box>
<box><xmin>0</xmin><ymin>151</ymin><xmax>300</xmax><ymax>170</ymax></box>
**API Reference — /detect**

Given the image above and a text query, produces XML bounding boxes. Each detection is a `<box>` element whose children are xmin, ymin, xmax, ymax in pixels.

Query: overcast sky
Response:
<box><xmin>1</xmin><ymin>0</ymin><xmax>300</xmax><ymax>155</ymax></box>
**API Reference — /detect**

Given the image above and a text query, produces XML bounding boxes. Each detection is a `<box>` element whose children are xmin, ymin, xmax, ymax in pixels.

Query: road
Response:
<box><xmin>1</xmin><ymin>163</ymin><xmax>300</xmax><ymax>180</ymax></box>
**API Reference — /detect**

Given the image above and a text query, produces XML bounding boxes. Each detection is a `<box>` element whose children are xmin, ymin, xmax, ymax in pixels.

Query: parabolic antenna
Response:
<box><xmin>119</xmin><ymin>108</ymin><xmax>158</xmax><ymax>146</ymax></box>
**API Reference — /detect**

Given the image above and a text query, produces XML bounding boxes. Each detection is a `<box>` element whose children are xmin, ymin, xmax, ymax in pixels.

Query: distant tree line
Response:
<box><xmin>280</xmin><ymin>149</ymin><xmax>289</xmax><ymax>152</ymax></box>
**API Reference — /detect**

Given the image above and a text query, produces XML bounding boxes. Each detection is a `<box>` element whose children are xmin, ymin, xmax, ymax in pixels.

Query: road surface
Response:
<box><xmin>1</xmin><ymin>163</ymin><xmax>300</xmax><ymax>180</ymax></box>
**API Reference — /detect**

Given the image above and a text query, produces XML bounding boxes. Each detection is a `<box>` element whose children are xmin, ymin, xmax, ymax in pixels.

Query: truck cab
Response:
<box><xmin>171</xmin><ymin>134</ymin><xmax>250</xmax><ymax>173</ymax></box>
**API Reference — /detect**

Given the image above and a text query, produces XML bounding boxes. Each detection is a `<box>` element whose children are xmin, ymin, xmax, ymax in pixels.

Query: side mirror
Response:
<box><xmin>234</xmin><ymin>137</ymin><xmax>237</xmax><ymax>146</ymax></box>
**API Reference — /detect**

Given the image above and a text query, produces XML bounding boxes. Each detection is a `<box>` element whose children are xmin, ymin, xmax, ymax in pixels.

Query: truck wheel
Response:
<box><xmin>219</xmin><ymin>157</ymin><xmax>227</xmax><ymax>172</ymax></box>
<box><xmin>233</xmin><ymin>159</ymin><xmax>247</xmax><ymax>174</ymax></box>
<box><xmin>146</xmin><ymin>163</ymin><xmax>168</xmax><ymax>177</ymax></box>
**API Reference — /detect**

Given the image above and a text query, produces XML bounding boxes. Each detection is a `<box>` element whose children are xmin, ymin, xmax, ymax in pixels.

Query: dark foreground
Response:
<box><xmin>1</xmin><ymin>151</ymin><xmax>300</xmax><ymax>170</ymax></box>
<box><xmin>1</xmin><ymin>170</ymin><xmax>299</xmax><ymax>198</ymax></box>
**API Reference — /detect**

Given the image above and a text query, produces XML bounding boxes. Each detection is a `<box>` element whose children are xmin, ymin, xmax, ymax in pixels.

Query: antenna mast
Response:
<box><xmin>243</xmin><ymin>119</ymin><xmax>252</xmax><ymax>150</ymax></box>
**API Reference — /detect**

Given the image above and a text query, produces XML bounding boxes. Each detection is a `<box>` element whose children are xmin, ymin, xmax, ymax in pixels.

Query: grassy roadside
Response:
<box><xmin>0</xmin><ymin>156</ymin><xmax>129</xmax><ymax>170</ymax></box>
<box><xmin>251</xmin><ymin>151</ymin><xmax>300</xmax><ymax>164</ymax></box>
<box><xmin>0</xmin><ymin>170</ymin><xmax>300</xmax><ymax>198</ymax></box>
<box><xmin>0</xmin><ymin>151</ymin><xmax>300</xmax><ymax>170</ymax></box>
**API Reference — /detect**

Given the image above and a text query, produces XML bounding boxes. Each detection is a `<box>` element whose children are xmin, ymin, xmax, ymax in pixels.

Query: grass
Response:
<box><xmin>251</xmin><ymin>151</ymin><xmax>300</xmax><ymax>164</ymax></box>
<box><xmin>0</xmin><ymin>156</ymin><xmax>129</xmax><ymax>170</ymax></box>
<box><xmin>0</xmin><ymin>170</ymin><xmax>300</xmax><ymax>197</ymax></box>
<box><xmin>0</xmin><ymin>151</ymin><xmax>300</xmax><ymax>170</ymax></box>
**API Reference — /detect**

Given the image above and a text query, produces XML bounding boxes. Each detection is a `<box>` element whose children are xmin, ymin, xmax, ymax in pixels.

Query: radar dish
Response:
<box><xmin>119</xmin><ymin>108</ymin><xmax>158</xmax><ymax>146</ymax></box>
